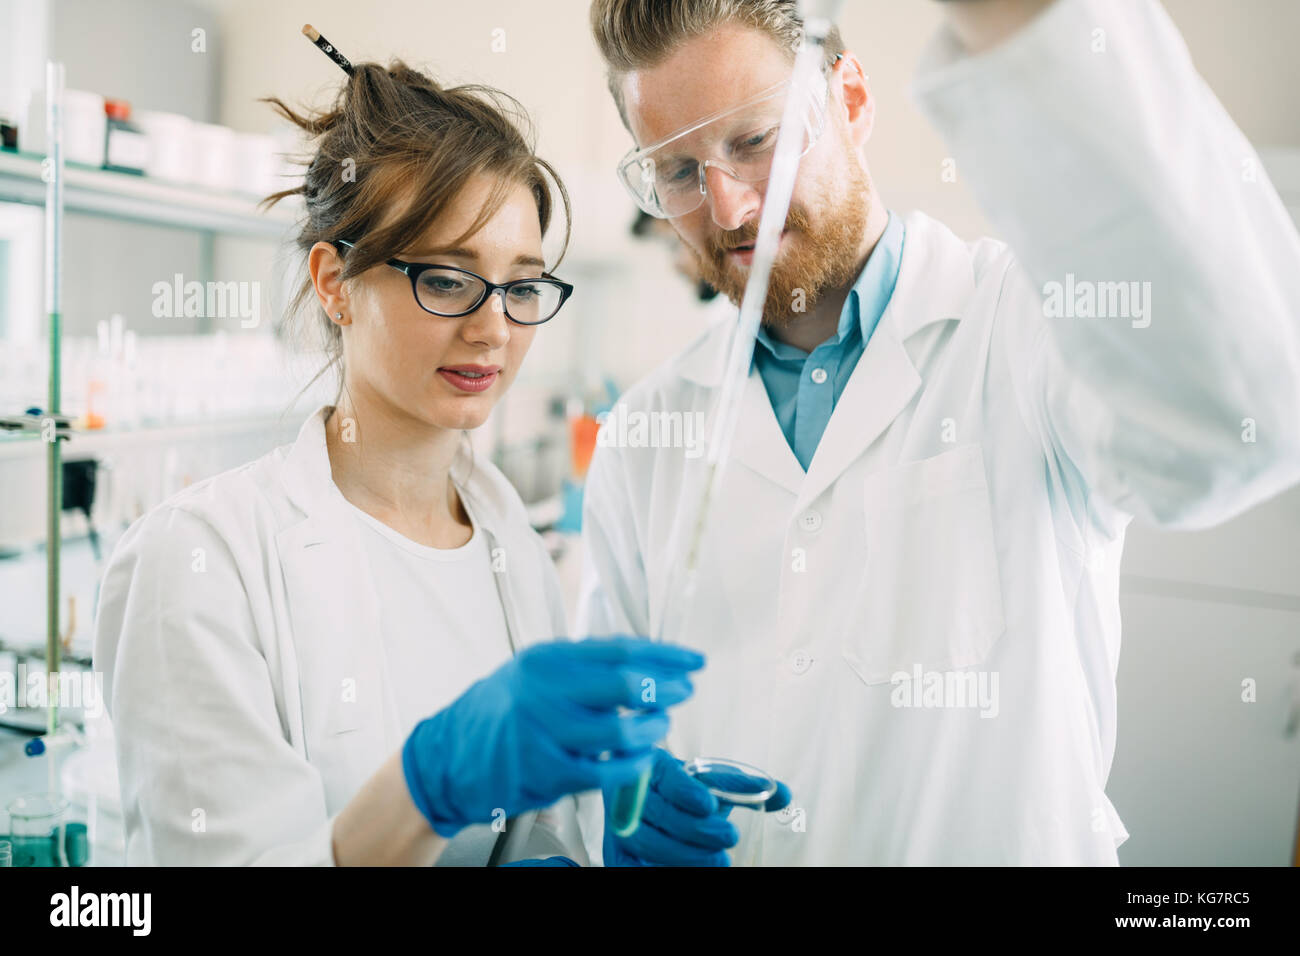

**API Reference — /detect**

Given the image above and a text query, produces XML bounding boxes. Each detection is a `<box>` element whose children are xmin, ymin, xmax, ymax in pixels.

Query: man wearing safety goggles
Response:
<box><xmin>616</xmin><ymin>45</ymin><xmax>875</xmax><ymax>362</ymax></box>
<box><xmin>578</xmin><ymin>0</ymin><xmax>1300</xmax><ymax>867</ymax></box>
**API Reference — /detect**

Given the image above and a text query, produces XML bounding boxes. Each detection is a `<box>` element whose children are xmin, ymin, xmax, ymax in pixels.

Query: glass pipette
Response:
<box><xmin>607</xmin><ymin>0</ymin><xmax>846</xmax><ymax>841</ymax></box>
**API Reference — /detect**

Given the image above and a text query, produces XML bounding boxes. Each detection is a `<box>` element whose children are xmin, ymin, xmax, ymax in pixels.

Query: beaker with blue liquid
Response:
<box><xmin>4</xmin><ymin>793</ymin><xmax>89</xmax><ymax>867</ymax></box>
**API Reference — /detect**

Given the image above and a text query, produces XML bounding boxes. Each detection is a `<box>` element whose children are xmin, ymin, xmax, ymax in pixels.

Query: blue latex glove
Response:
<box><xmin>603</xmin><ymin>748</ymin><xmax>792</xmax><ymax>866</ymax></box>
<box><xmin>403</xmin><ymin>637</ymin><xmax>705</xmax><ymax>838</ymax></box>
<box><xmin>500</xmin><ymin>856</ymin><xmax>580</xmax><ymax>867</ymax></box>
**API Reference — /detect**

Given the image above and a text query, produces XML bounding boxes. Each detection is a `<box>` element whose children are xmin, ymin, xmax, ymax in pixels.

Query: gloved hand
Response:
<box><xmin>500</xmin><ymin>856</ymin><xmax>580</xmax><ymax>867</ymax></box>
<box><xmin>403</xmin><ymin>637</ymin><xmax>705</xmax><ymax>838</ymax></box>
<box><xmin>603</xmin><ymin>748</ymin><xmax>792</xmax><ymax>866</ymax></box>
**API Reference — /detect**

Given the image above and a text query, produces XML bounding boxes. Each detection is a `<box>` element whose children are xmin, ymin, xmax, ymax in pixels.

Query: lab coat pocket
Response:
<box><xmin>325</xmin><ymin>685</ymin><xmax>363</xmax><ymax>735</ymax></box>
<box><xmin>289</xmin><ymin>624</ymin><xmax>377</xmax><ymax>808</ymax></box>
<box><xmin>279</xmin><ymin>530</ymin><xmax>385</xmax><ymax>807</ymax></box>
<box><xmin>841</xmin><ymin>443</ymin><xmax>1006</xmax><ymax>686</ymax></box>
<box><xmin>300</xmin><ymin>656</ymin><xmax>384</xmax><ymax>809</ymax></box>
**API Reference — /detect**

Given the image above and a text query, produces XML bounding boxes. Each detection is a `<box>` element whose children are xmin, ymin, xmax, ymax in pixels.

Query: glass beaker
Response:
<box><xmin>6</xmin><ymin>793</ymin><xmax>70</xmax><ymax>867</ymax></box>
<box><xmin>683</xmin><ymin>756</ymin><xmax>778</xmax><ymax>866</ymax></box>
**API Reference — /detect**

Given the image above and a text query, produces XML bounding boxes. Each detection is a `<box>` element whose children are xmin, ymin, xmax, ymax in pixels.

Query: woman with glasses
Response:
<box><xmin>92</xmin><ymin>60</ymin><xmax>705</xmax><ymax>866</ymax></box>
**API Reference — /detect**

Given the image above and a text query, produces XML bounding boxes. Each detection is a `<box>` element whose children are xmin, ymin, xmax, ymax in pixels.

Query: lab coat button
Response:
<box><xmin>810</xmin><ymin>367</ymin><xmax>828</xmax><ymax>384</ymax></box>
<box><xmin>799</xmin><ymin>510</ymin><xmax>823</xmax><ymax>533</ymax></box>
<box><xmin>791</xmin><ymin>650</ymin><xmax>813</xmax><ymax>674</ymax></box>
<box><xmin>775</xmin><ymin>805</ymin><xmax>797</xmax><ymax>825</ymax></box>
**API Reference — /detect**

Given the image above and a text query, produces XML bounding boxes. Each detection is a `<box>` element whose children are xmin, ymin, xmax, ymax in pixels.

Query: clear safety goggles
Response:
<box><xmin>616</xmin><ymin>59</ymin><xmax>838</xmax><ymax>220</ymax></box>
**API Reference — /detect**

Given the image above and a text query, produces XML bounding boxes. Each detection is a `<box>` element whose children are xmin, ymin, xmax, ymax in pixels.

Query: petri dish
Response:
<box><xmin>683</xmin><ymin>757</ymin><xmax>778</xmax><ymax>809</ymax></box>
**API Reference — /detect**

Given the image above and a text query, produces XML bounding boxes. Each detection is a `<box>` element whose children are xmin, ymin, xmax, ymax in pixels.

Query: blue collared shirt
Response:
<box><xmin>753</xmin><ymin>210</ymin><xmax>905</xmax><ymax>471</ymax></box>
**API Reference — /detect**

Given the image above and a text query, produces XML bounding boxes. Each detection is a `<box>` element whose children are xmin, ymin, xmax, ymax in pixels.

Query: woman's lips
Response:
<box><xmin>437</xmin><ymin>367</ymin><xmax>500</xmax><ymax>393</ymax></box>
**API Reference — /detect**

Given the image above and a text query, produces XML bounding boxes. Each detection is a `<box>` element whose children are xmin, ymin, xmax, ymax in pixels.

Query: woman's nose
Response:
<box><xmin>461</xmin><ymin>291</ymin><xmax>512</xmax><ymax>348</ymax></box>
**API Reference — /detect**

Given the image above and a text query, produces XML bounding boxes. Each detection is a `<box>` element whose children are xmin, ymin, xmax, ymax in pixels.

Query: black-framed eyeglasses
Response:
<box><xmin>332</xmin><ymin>239</ymin><xmax>574</xmax><ymax>326</ymax></box>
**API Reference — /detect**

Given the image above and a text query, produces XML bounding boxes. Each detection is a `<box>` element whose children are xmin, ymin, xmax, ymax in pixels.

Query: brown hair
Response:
<box><xmin>590</xmin><ymin>0</ymin><xmax>844</xmax><ymax>127</ymax></box>
<box><xmin>260</xmin><ymin>60</ymin><xmax>571</xmax><ymax>397</ymax></box>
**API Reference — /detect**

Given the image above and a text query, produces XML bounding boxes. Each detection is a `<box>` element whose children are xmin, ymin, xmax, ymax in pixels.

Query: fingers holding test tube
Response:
<box><xmin>604</xmin><ymin>748</ymin><xmax>793</xmax><ymax>866</ymax></box>
<box><xmin>401</xmin><ymin>636</ymin><xmax>705</xmax><ymax>837</ymax></box>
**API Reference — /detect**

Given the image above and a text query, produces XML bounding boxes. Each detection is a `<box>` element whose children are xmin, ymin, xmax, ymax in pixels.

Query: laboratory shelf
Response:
<box><xmin>0</xmin><ymin>148</ymin><xmax>299</xmax><ymax>239</ymax></box>
<box><xmin>0</xmin><ymin>412</ymin><xmax>304</xmax><ymax>461</ymax></box>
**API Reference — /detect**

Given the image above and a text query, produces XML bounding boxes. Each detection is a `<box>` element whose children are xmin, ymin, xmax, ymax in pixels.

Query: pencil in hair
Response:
<box><xmin>302</xmin><ymin>24</ymin><xmax>354</xmax><ymax>75</ymax></box>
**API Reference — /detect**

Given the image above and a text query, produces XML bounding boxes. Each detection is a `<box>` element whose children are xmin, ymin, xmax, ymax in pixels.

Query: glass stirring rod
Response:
<box><xmin>606</xmin><ymin>0</ymin><xmax>845</xmax><ymax>840</ymax></box>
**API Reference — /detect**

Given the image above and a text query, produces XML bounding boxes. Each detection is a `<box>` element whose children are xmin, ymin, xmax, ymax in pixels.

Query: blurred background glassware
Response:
<box><xmin>0</xmin><ymin>115</ymin><xmax>18</xmax><ymax>150</ymax></box>
<box><xmin>5</xmin><ymin>792</ymin><xmax>79</xmax><ymax>867</ymax></box>
<box><xmin>233</xmin><ymin>131</ymin><xmax>280</xmax><ymax>197</ymax></box>
<box><xmin>103</xmin><ymin>98</ymin><xmax>150</xmax><ymax>174</ymax></box>
<box><xmin>134</xmin><ymin>109</ymin><xmax>194</xmax><ymax>183</ymax></box>
<box><xmin>189</xmin><ymin>121</ymin><xmax>237</xmax><ymax>191</ymax></box>
<box><xmin>23</xmin><ymin>88</ymin><xmax>106</xmax><ymax>165</ymax></box>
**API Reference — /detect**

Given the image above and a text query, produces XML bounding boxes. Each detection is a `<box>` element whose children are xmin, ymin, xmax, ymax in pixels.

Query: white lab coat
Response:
<box><xmin>94</xmin><ymin>404</ymin><xmax>594</xmax><ymax>865</ymax></box>
<box><xmin>577</xmin><ymin>0</ymin><xmax>1300</xmax><ymax>865</ymax></box>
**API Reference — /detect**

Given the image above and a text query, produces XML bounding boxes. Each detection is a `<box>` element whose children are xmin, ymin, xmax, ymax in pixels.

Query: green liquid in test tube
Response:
<box><xmin>609</xmin><ymin>766</ymin><xmax>651</xmax><ymax>837</ymax></box>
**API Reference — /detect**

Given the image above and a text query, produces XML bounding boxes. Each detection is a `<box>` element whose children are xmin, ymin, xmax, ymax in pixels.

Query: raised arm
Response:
<box><xmin>915</xmin><ymin>0</ymin><xmax>1300</xmax><ymax>528</ymax></box>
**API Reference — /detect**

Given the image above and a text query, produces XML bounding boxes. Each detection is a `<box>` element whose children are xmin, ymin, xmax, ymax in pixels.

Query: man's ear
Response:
<box><xmin>834</xmin><ymin>51</ymin><xmax>874</xmax><ymax>150</ymax></box>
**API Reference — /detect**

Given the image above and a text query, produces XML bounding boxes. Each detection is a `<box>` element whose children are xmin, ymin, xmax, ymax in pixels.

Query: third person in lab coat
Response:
<box><xmin>578</xmin><ymin>0</ymin><xmax>1300</xmax><ymax>864</ymax></box>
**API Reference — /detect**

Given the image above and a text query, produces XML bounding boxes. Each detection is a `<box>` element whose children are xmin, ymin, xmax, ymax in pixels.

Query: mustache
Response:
<box><xmin>714</xmin><ymin>224</ymin><xmax>762</xmax><ymax>253</ymax></box>
<box><xmin>708</xmin><ymin>206</ymin><xmax>812</xmax><ymax>256</ymax></box>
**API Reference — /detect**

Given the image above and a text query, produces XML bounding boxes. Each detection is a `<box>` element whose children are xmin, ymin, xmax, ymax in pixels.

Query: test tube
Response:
<box><xmin>608</xmin><ymin>770</ymin><xmax>651</xmax><ymax>838</ymax></box>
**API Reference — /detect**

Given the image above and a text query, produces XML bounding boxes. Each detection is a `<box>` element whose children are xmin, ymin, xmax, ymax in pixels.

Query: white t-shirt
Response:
<box><xmin>342</xmin><ymin>492</ymin><xmax>514</xmax><ymax>865</ymax></box>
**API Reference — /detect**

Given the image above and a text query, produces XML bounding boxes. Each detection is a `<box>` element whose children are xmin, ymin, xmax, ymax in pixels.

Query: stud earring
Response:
<box><xmin>335</xmin><ymin>312</ymin><xmax>343</xmax><ymax>320</ymax></box>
